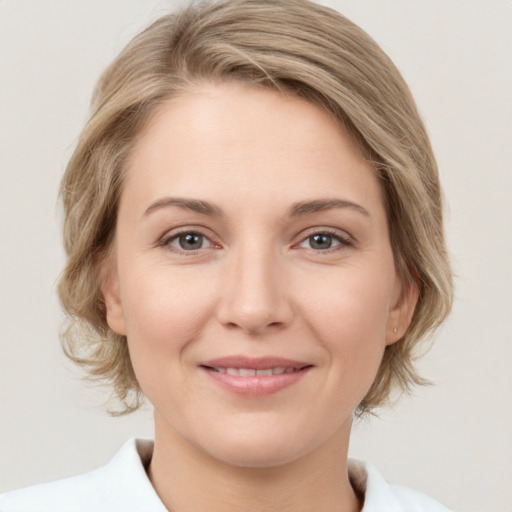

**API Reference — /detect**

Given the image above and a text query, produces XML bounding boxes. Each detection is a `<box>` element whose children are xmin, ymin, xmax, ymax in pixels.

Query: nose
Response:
<box><xmin>216</xmin><ymin>244</ymin><xmax>294</xmax><ymax>335</ymax></box>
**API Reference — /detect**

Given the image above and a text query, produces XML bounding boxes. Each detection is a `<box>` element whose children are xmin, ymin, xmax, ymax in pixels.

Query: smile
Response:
<box><xmin>199</xmin><ymin>357</ymin><xmax>313</xmax><ymax>397</ymax></box>
<box><xmin>207</xmin><ymin>367</ymin><xmax>301</xmax><ymax>376</ymax></box>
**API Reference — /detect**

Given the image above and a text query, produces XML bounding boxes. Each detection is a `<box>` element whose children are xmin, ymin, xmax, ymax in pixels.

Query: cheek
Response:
<box><xmin>119</xmin><ymin>265</ymin><xmax>218</xmax><ymax>373</ymax></box>
<box><xmin>306</xmin><ymin>262</ymin><xmax>393</xmax><ymax>330</ymax></box>
<box><xmin>302</xmin><ymin>264</ymin><xmax>394</xmax><ymax>376</ymax></box>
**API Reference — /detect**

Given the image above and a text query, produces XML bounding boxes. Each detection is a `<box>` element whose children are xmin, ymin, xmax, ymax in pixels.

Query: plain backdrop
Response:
<box><xmin>1</xmin><ymin>1</ymin><xmax>511</xmax><ymax>510</ymax></box>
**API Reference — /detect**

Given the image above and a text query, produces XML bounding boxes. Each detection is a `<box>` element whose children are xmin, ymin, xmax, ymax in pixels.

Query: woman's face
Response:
<box><xmin>103</xmin><ymin>82</ymin><xmax>416</xmax><ymax>468</ymax></box>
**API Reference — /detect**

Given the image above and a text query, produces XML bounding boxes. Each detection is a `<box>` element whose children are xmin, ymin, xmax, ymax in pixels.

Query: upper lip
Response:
<box><xmin>200</xmin><ymin>356</ymin><xmax>312</xmax><ymax>370</ymax></box>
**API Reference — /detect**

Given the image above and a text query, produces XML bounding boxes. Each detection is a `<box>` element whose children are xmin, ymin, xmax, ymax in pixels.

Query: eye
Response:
<box><xmin>162</xmin><ymin>230</ymin><xmax>215</xmax><ymax>253</ymax></box>
<box><xmin>175</xmin><ymin>232</ymin><xmax>206</xmax><ymax>250</ymax></box>
<box><xmin>305</xmin><ymin>233</ymin><xmax>336</xmax><ymax>250</ymax></box>
<box><xmin>298</xmin><ymin>231</ymin><xmax>352</xmax><ymax>251</ymax></box>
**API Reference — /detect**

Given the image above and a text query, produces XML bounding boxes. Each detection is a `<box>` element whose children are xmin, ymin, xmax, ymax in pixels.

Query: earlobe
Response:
<box><xmin>385</xmin><ymin>278</ymin><xmax>419</xmax><ymax>346</ymax></box>
<box><xmin>101</xmin><ymin>267</ymin><xmax>127</xmax><ymax>336</ymax></box>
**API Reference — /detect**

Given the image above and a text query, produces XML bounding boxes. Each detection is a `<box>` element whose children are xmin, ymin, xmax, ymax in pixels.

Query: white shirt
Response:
<box><xmin>0</xmin><ymin>439</ymin><xmax>451</xmax><ymax>511</ymax></box>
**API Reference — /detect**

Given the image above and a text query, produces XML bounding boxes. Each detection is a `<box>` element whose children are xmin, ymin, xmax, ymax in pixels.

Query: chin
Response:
<box><xmin>206</xmin><ymin>437</ymin><xmax>308</xmax><ymax>469</ymax></box>
<box><xmin>188</xmin><ymin>417</ymin><xmax>331</xmax><ymax>469</ymax></box>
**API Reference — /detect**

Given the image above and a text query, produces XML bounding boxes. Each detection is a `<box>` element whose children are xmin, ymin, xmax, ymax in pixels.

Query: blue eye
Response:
<box><xmin>299</xmin><ymin>231</ymin><xmax>351</xmax><ymax>251</ymax></box>
<box><xmin>308</xmin><ymin>234</ymin><xmax>335</xmax><ymax>250</ymax></box>
<box><xmin>167</xmin><ymin>232</ymin><xmax>211</xmax><ymax>251</ymax></box>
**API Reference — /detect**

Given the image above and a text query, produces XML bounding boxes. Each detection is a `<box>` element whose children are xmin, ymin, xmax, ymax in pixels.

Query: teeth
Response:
<box><xmin>256</xmin><ymin>369</ymin><xmax>273</xmax><ymax>376</ymax></box>
<box><xmin>212</xmin><ymin>367</ymin><xmax>296</xmax><ymax>376</ymax></box>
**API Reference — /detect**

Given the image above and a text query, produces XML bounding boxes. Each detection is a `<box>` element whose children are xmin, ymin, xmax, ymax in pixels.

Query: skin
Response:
<box><xmin>103</xmin><ymin>82</ymin><xmax>418</xmax><ymax>512</ymax></box>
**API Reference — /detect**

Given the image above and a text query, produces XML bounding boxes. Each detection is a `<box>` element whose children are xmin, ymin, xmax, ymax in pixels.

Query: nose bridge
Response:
<box><xmin>217</xmin><ymin>237</ymin><xmax>291</xmax><ymax>334</ymax></box>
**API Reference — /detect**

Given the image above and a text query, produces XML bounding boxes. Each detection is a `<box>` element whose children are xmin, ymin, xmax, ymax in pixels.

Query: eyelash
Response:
<box><xmin>295</xmin><ymin>229</ymin><xmax>354</xmax><ymax>253</ymax></box>
<box><xmin>158</xmin><ymin>228</ymin><xmax>354</xmax><ymax>255</ymax></box>
<box><xmin>159</xmin><ymin>229</ymin><xmax>218</xmax><ymax>255</ymax></box>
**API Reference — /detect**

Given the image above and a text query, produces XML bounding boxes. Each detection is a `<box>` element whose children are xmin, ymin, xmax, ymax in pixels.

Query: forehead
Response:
<box><xmin>123</xmin><ymin>82</ymin><xmax>384</xmax><ymax>217</ymax></box>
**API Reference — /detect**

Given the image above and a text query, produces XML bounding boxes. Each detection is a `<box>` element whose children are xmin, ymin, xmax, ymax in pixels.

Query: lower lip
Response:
<box><xmin>201</xmin><ymin>367</ymin><xmax>311</xmax><ymax>397</ymax></box>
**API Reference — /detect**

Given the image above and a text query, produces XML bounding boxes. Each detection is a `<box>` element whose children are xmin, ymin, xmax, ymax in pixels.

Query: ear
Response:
<box><xmin>385</xmin><ymin>276</ymin><xmax>419</xmax><ymax>346</ymax></box>
<box><xmin>101</xmin><ymin>260</ymin><xmax>127</xmax><ymax>336</ymax></box>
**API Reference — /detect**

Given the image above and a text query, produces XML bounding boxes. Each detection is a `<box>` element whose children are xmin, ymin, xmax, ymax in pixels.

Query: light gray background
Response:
<box><xmin>1</xmin><ymin>1</ymin><xmax>511</xmax><ymax>510</ymax></box>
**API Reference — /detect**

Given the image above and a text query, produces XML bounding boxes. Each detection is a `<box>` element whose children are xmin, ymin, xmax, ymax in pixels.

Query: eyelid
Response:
<box><xmin>156</xmin><ymin>225</ymin><xmax>354</xmax><ymax>255</ymax></box>
<box><xmin>293</xmin><ymin>227</ymin><xmax>355</xmax><ymax>251</ymax></box>
<box><xmin>157</xmin><ymin>226</ymin><xmax>222</xmax><ymax>254</ymax></box>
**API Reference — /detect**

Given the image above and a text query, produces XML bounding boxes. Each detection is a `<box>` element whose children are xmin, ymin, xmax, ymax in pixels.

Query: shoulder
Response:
<box><xmin>348</xmin><ymin>458</ymin><xmax>452</xmax><ymax>512</ymax></box>
<box><xmin>0</xmin><ymin>439</ymin><xmax>166</xmax><ymax>512</ymax></box>
<box><xmin>0</xmin><ymin>465</ymin><xmax>111</xmax><ymax>512</ymax></box>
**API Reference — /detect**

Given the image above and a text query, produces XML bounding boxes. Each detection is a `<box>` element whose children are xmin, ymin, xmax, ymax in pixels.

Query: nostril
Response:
<box><xmin>215</xmin><ymin>282</ymin><xmax>294</xmax><ymax>333</ymax></box>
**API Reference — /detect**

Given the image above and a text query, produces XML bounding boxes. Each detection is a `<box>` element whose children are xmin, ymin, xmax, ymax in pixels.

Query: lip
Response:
<box><xmin>199</xmin><ymin>356</ymin><xmax>313</xmax><ymax>397</ymax></box>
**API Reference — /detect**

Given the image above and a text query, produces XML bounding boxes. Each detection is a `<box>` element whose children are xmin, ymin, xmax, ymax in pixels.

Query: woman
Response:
<box><xmin>0</xmin><ymin>0</ymin><xmax>453</xmax><ymax>510</ymax></box>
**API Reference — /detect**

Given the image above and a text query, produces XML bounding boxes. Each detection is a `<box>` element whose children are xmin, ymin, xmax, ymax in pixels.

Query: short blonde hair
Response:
<box><xmin>59</xmin><ymin>0</ymin><xmax>453</xmax><ymax>415</ymax></box>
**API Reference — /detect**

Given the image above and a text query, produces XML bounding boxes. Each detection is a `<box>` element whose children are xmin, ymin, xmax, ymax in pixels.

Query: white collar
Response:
<box><xmin>0</xmin><ymin>438</ymin><xmax>450</xmax><ymax>512</ymax></box>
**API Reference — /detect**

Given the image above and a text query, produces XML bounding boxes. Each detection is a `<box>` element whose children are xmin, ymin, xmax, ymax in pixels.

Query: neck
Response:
<box><xmin>148</xmin><ymin>415</ymin><xmax>361</xmax><ymax>512</ymax></box>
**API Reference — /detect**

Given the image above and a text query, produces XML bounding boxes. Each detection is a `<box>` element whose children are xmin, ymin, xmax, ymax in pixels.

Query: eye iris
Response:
<box><xmin>179</xmin><ymin>233</ymin><xmax>203</xmax><ymax>250</ymax></box>
<box><xmin>310</xmin><ymin>234</ymin><xmax>332</xmax><ymax>249</ymax></box>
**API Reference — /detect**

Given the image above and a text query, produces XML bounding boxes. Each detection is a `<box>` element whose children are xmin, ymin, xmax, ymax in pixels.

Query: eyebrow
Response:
<box><xmin>288</xmin><ymin>199</ymin><xmax>370</xmax><ymax>217</ymax></box>
<box><xmin>143</xmin><ymin>196</ymin><xmax>369</xmax><ymax>219</ymax></box>
<box><xmin>144</xmin><ymin>197</ymin><xmax>224</xmax><ymax>217</ymax></box>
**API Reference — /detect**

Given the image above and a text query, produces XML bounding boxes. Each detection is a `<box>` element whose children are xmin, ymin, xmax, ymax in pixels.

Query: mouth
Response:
<box><xmin>199</xmin><ymin>356</ymin><xmax>313</xmax><ymax>396</ymax></box>
<box><xmin>202</xmin><ymin>366</ymin><xmax>307</xmax><ymax>376</ymax></box>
